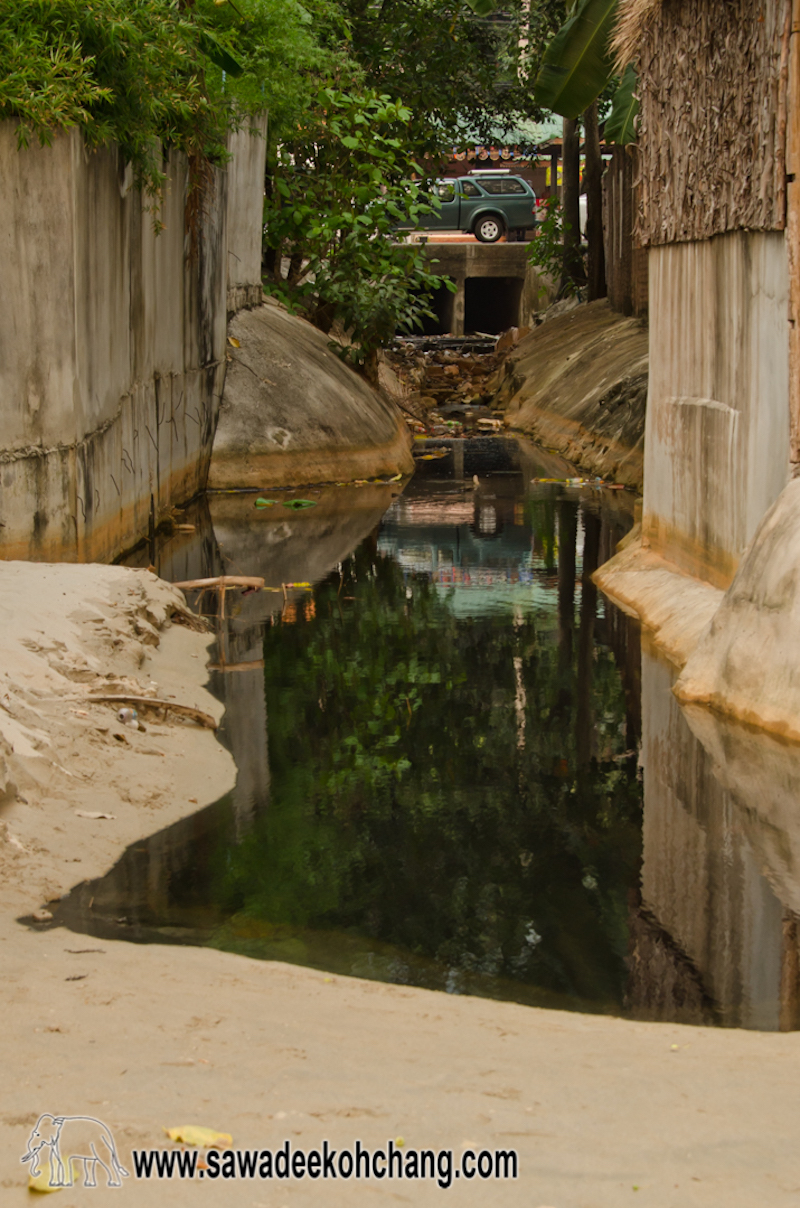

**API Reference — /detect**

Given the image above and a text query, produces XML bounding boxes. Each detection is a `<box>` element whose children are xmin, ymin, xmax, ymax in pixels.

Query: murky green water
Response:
<box><xmin>53</xmin><ymin>440</ymin><xmax>649</xmax><ymax>1016</ymax></box>
<box><xmin>45</xmin><ymin>432</ymin><xmax>800</xmax><ymax>1030</ymax></box>
<box><xmin>213</xmin><ymin>506</ymin><xmax>641</xmax><ymax>1013</ymax></box>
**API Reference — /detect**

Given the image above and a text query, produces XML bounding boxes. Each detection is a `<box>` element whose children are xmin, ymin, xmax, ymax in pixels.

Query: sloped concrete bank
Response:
<box><xmin>674</xmin><ymin>480</ymin><xmax>800</xmax><ymax>740</ymax></box>
<box><xmin>597</xmin><ymin>479</ymin><xmax>800</xmax><ymax>745</ymax></box>
<box><xmin>491</xmin><ymin>299</ymin><xmax>648</xmax><ymax>490</ymax></box>
<box><xmin>595</xmin><ymin>529</ymin><xmax>724</xmax><ymax>670</ymax></box>
<box><xmin>209</xmin><ymin>304</ymin><xmax>414</xmax><ymax>490</ymax></box>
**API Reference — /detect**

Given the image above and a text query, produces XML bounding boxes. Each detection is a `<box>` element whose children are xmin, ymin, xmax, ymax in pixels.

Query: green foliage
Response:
<box><xmin>262</xmin><ymin>88</ymin><xmax>453</xmax><ymax>360</ymax></box>
<box><xmin>532</xmin><ymin>0</ymin><xmax>619</xmax><ymax>120</ymax></box>
<box><xmin>342</xmin><ymin>0</ymin><xmax>551</xmax><ymax>159</ymax></box>
<box><xmin>258</xmin><ymin>0</ymin><xmax>562</xmax><ymax>358</ymax></box>
<box><xmin>0</xmin><ymin>0</ymin><xmax>332</xmax><ymax>210</ymax></box>
<box><xmin>604</xmin><ymin>63</ymin><xmax>638</xmax><ymax>145</ymax></box>
<box><xmin>465</xmin><ymin>0</ymin><xmax>502</xmax><ymax>15</ymax></box>
<box><xmin>0</xmin><ymin>1</ymin><xmax>233</xmax><ymax>201</ymax></box>
<box><xmin>528</xmin><ymin>196</ymin><xmax>583</xmax><ymax>297</ymax></box>
<box><xmin>195</xmin><ymin>0</ymin><xmax>350</xmax><ymax>140</ymax></box>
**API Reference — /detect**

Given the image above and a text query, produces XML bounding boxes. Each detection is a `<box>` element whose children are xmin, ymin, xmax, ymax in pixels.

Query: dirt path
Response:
<box><xmin>2</xmin><ymin>562</ymin><xmax>799</xmax><ymax>1206</ymax></box>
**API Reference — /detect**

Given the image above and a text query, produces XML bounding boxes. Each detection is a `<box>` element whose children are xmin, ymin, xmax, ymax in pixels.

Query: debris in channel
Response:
<box><xmin>531</xmin><ymin>477</ymin><xmax>628</xmax><ymax>490</ymax></box>
<box><xmin>385</xmin><ymin>332</ymin><xmax>510</xmax><ymax>439</ymax></box>
<box><xmin>85</xmin><ymin>694</ymin><xmax>218</xmax><ymax>730</ymax></box>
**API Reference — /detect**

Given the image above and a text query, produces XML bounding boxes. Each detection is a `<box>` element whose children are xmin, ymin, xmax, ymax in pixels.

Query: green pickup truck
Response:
<box><xmin>401</xmin><ymin>171</ymin><xmax>539</xmax><ymax>243</ymax></box>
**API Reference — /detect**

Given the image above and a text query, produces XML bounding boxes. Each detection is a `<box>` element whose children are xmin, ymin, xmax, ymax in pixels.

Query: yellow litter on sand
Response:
<box><xmin>164</xmin><ymin>1126</ymin><xmax>233</xmax><ymax>1148</ymax></box>
<box><xmin>28</xmin><ymin>1168</ymin><xmax>62</xmax><ymax>1192</ymax></box>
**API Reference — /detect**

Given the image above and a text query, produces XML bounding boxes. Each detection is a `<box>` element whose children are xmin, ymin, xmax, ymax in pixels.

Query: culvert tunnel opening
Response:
<box><xmin>465</xmin><ymin>276</ymin><xmax>523</xmax><ymax>335</ymax></box>
<box><xmin>415</xmin><ymin>281</ymin><xmax>457</xmax><ymax>336</ymax></box>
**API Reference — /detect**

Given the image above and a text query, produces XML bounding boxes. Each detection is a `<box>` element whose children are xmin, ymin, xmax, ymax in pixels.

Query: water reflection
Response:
<box><xmin>53</xmin><ymin>444</ymin><xmax>647</xmax><ymax>1015</ymax></box>
<box><xmin>630</xmin><ymin>648</ymin><xmax>800</xmax><ymax>1030</ymax></box>
<box><xmin>46</xmin><ymin>442</ymin><xmax>800</xmax><ymax>1028</ymax></box>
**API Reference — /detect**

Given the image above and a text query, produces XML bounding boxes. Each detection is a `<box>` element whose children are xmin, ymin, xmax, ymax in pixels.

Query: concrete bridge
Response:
<box><xmin>414</xmin><ymin>242</ymin><xmax>552</xmax><ymax>335</ymax></box>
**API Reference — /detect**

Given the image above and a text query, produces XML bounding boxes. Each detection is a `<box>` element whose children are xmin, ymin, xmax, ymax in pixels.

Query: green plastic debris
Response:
<box><xmin>255</xmin><ymin>497</ymin><xmax>277</xmax><ymax>508</ymax></box>
<box><xmin>282</xmin><ymin>499</ymin><xmax>318</xmax><ymax>510</ymax></box>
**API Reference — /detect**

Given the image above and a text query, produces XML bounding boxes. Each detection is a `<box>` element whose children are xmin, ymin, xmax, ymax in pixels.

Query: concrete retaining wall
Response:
<box><xmin>642</xmin><ymin>230</ymin><xmax>790</xmax><ymax>588</ymax></box>
<box><xmin>226</xmin><ymin>114</ymin><xmax>267</xmax><ymax>316</ymax></box>
<box><xmin>0</xmin><ymin>118</ymin><xmax>265</xmax><ymax>563</ymax></box>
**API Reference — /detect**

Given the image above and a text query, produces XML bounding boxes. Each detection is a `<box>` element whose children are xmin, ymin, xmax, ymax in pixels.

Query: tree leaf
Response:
<box><xmin>532</xmin><ymin>0</ymin><xmax>619</xmax><ymax>120</ymax></box>
<box><xmin>463</xmin><ymin>0</ymin><xmax>500</xmax><ymax>14</ymax></box>
<box><xmin>197</xmin><ymin>30</ymin><xmax>245</xmax><ymax>78</ymax></box>
<box><xmin>604</xmin><ymin>64</ymin><xmax>639</xmax><ymax>145</ymax></box>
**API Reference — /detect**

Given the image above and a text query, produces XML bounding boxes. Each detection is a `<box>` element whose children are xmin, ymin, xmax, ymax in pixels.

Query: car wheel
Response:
<box><xmin>474</xmin><ymin>215</ymin><xmax>504</xmax><ymax>243</ymax></box>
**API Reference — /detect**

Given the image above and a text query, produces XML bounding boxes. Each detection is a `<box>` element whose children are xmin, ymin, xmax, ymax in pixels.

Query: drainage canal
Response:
<box><xmin>44</xmin><ymin>438</ymin><xmax>800</xmax><ymax>1030</ymax></box>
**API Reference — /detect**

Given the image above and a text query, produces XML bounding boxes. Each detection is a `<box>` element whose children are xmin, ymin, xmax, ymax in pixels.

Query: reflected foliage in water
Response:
<box><xmin>213</xmin><ymin>531</ymin><xmax>642</xmax><ymax>1012</ymax></box>
<box><xmin>50</xmin><ymin>454</ymin><xmax>800</xmax><ymax>1029</ymax></box>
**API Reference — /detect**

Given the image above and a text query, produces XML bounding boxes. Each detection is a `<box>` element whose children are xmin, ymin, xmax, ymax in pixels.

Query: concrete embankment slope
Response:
<box><xmin>492</xmin><ymin>299</ymin><xmax>648</xmax><ymax>490</ymax></box>
<box><xmin>598</xmin><ymin>479</ymin><xmax>800</xmax><ymax>745</ymax></box>
<box><xmin>674</xmin><ymin>479</ymin><xmax>800</xmax><ymax>740</ymax></box>
<box><xmin>209</xmin><ymin>304</ymin><xmax>414</xmax><ymax>489</ymax></box>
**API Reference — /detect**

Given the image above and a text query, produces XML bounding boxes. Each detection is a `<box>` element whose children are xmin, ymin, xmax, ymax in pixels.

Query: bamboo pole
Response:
<box><xmin>173</xmin><ymin>576</ymin><xmax>265</xmax><ymax>590</ymax></box>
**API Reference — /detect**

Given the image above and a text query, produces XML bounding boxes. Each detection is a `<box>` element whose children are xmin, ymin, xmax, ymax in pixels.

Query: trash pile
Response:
<box><xmin>385</xmin><ymin>333</ymin><xmax>508</xmax><ymax>439</ymax></box>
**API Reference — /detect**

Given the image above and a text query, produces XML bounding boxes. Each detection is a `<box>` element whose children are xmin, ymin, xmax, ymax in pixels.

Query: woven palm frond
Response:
<box><xmin>611</xmin><ymin>0</ymin><xmax>663</xmax><ymax>69</ymax></box>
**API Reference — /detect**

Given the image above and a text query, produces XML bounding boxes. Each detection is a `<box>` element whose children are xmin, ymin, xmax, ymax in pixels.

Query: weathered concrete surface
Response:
<box><xmin>600</xmin><ymin>477</ymin><xmax>800</xmax><ymax>743</ymax></box>
<box><xmin>596</xmin><ymin>230</ymin><xmax>792</xmax><ymax>685</ymax></box>
<box><xmin>675</xmin><ymin>479</ymin><xmax>800</xmax><ymax>740</ymax></box>
<box><xmin>595</xmin><ymin>530</ymin><xmax>723</xmax><ymax>669</ymax></box>
<box><xmin>209</xmin><ymin>304</ymin><xmax>414</xmax><ymax>489</ymax></box>
<box><xmin>0</xmin><ymin>118</ymin><xmax>265</xmax><ymax>563</ymax></box>
<box><xmin>225</xmin><ymin>114</ymin><xmax>268</xmax><ymax>316</ymax></box>
<box><xmin>643</xmin><ymin>231</ymin><xmax>790</xmax><ymax>589</ymax></box>
<box><xmin>491</xmin><ymin>299</ymin><xmax>648</xmax><ymax>490</ymax></box>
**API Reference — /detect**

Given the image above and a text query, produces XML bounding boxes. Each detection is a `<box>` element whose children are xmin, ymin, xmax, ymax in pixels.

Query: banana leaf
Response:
<box><xmin>533</xmin><ymin>0</ymin><xmax>619</xmax><ymax>120</ymax></box>
<box><xmin>604</xmin><ymin>64</ymin><xmax>639</xmax><ymax>144</ymax></box>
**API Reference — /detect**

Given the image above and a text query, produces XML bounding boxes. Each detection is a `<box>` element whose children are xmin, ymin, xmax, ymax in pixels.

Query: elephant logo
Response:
<box><xmin>21</xmin><ymin>1113</ymin><xmax>129</xmax><ymax>1189</ymax></box>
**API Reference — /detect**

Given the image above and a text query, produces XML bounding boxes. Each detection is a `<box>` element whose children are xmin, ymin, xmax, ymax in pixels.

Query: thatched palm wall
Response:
<box><xmin>617</xmin><ymin>0</ymin><xmax>791</xmax><ymax>247</ymax></box>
